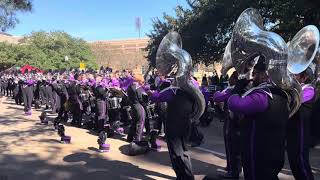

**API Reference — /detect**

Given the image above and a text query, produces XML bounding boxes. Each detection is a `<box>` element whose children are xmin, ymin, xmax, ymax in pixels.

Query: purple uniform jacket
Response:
<box><xmin>227</xmin><ymin>89</ymin><xmax>269</xmax><ymax>116</ymax></box>
<box><xmin>143</xmin><ymin>84</ymin><xmax>151</xmax><ymax>91</ymax></box>
<box><xmin>80</xmin><ymin>79</ymin><xmax>89</xmax><ymax>86</ymax></box>
<box><xmin>26</xmin><ymin>79</ymin><xmax>35</xmax><ymax>86</ymax></box>
<box><xmin>120</xmin><ymin>77</ymin><xmax>134</xmax><ymax>90</ymax></box>
<box><xmin>212</xmin><ymin>87</ymin><xmax>233</xmax><ymax>103</ymax></box>
<box><xmin>110</xmin><ymin>78</ymin><xmax>120</xmax><ymax>88</ymax></box>
<box><xmin>88</xmin><ymin>79</ymin><xmax>96</xmax><ymax>87</ymax></box>
<box><xmin>201</xmin><ymin>86</ymin><xmax>211</xmax><ymax>104</ymax></box>
<box><xmin>192</xmin><ymin>79</ymin><xmax>200</xmax><ymax>89</ymax></box>
<box><xmin>149</xmin><ymin>87</ymin><xmax>178</xmax><ymax>103</ymax></box>
<box><xmin>301</xmin><ymin>84</ymin><xmax>315</xmax><ymax>103</ymax></box>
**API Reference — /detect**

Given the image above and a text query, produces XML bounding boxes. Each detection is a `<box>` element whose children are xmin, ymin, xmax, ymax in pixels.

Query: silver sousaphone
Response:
<box><xmin>156</xmin><ymin>32</ymin><xmax>205</xmax><ymax>122</ymax></box>
<box><xmin>221</xmin><ymin>40</ymin><xmax>232</xmax><ymax>76</ymax></box>
<box><xmin>288</xmin><ymin>25</ymin><xmax>320</xmax><ymax>74</ymax></box>
<box><xmin>225</xmin><ymin>8</ymin><xmax>319</xmax><ymax>117</ymax></box>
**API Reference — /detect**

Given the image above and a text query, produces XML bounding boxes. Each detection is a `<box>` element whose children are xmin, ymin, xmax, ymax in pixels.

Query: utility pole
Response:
<box><xmin>135</xmin><ymin>17</ymin><xmax>142</xmax><ymax>39</ymax></box>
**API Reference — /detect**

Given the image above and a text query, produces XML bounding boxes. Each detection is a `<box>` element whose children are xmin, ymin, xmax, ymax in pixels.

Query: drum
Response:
<box><xmin>109</xmin><ymin>88</ymin><xmax>125</xmax><ymax>98</ymax></box>
<box><xmin>146</xmin><ymin>103</ymin><xmax>158</xmax><ymax>119</ymax></box>
<box><xmin>123</xmin><ymin>105</ymin><xmax>132</xmax><ymax>120</ymax></box>
<box><xmin>80</xmin><ymin>93</ymin><xmax>89</xmax><ymax>102</ymax></box>
<box><xmin>108</xmin><ymin>97</ymin><xmax>122</xmax><ymax>109</ymax></box>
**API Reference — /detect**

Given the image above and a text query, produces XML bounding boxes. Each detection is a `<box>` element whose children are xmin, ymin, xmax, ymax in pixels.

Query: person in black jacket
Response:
<box><xmin>93</xmin><ymin>75</ymin><xmax>108</xmax><ymax>132</ymax></box>
<box><xmin>227</xmin><ymin>57</ymin><xmax>289</xmax><ymax>180</ymax></box>
<box><xmin>286</xmin><ymin>67</ymin><xmax>315</xmax><ymax>180</ymax></box>
<box><xmin>13</xmin><ymin>79</ymin><xmax>20</xmax><ymax>104</ymax></box>
<box><xmin>67</xmin><ymin>74</ymin><xmax>83</xmax><ymax>127</ymax></box>
<box><xmin>50</xmin><ymin>77</ymin><xmax>61</xmax><ymax>114</ymax></box>
<box><xmin>56</xmin><ymin>76</ymin><xmax>69</xmax><ymax>122</ymax></box>
<box><xmin>126</xmin><ymin>75</ymin><xmax>146</xmax><ymax>143</ymax></box>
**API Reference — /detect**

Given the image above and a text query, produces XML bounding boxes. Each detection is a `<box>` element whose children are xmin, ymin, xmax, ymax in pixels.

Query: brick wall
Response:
<box><xmin>90</xmin><ymin>38</ymin><xmax>150</xmax><ymax>74</ymax></box>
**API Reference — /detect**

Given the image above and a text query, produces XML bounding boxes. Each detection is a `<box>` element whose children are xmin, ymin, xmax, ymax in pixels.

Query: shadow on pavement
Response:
<box><xmin>118</xmin><ymin>144</ymin><xmax>223</xmax><ymax>179</ymax></box>
<box><xmin>63</xmin><ymin>152</ymin><xmax>175</xmax><ymax>180</ymax></box>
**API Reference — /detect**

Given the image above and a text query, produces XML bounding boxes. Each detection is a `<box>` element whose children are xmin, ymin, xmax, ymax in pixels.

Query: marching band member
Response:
<box><xmin>67</xmin><ymin>73</ymin><xmax>83</xmax><ymax>127</ymax></box>
<box><xmin>50</xmin><ymin>75</ymin><xmax>60</xmax><ymax>114</ymax></box>
<box><xmin>152</xmin><ymin>76</ymin><xmax>170</xmax><ymax>135</ymax></box>
<box><xmin>45</xmin><ymin>75</ymin><xmax>54</xmax><ymax>111</ymax></box>
<box><xmin>56</xmin><ymin>74</ymin><xmax>69</xmax><ymax>122</ymax></box>
<box><xmin>212</xmin><ymin>71</ymin><xmax>241</xmax><ymax>179</ymax></box>
<box><xmin>108</xmin><ymin>71</ymin><xmax>122</xmax><ymax>131</ymax></box>
<box><xmin>286</xmin><ymin>65</ymin><xmax>315</xmax><ymax>180</ymax></box>
<box><xmin>22</xmin><ymin>74</ymin><xmax>35</xmax><ymax>115</ymax></box>
<box><xmin>93</xmin><ymin>74</ymin><xmax>108</xmax><ymax>132</ymax></box>
<box><xmin>149</xmin><ymin>81</ymin><xmax>197</xmax><ymax>180</ymax></box>
<box><xmin>126</xmin><ymin>74</ymin><xmax>146</xmax><ymax>144</ymax></box>
<box><xmin>227</xmin><ymin>56</ymin><xmax>289</xmax><ymax>180</ymax></box>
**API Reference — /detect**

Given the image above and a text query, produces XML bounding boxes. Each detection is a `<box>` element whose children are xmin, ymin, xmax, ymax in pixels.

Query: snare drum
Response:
<box><xmin>146</xmin><ymin>103</ymin><xmax>158</xmax><ymax>119</ymax></box>
<box><xmin>108</xmin><ymin>97</ymin><xmax>122</xmax><ymax>109</ymax></box>
<box><xmin>80</xmin><ymin>93</ymin><xmax>89</xmax><ymax>102</ymax></box>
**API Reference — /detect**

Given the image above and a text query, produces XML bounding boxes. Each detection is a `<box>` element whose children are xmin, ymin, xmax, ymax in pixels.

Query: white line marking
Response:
<box><xmin>194</xmin><ymin>146</ymin><xmax>226</xmax><ymax>157</ymax></box>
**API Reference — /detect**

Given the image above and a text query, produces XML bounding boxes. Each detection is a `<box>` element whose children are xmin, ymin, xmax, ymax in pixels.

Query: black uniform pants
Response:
<box><xmin>142</xmin><ymin>104</ymin><xmax>151</xmax><ymax>134</ymax></box>
<box><xmin>13</xmin><ymin>86</ymin><xmax>22</xmax><ymax>105</ymax></box>
<box><xmin>287</xmin><ymin>117</ymin><xmax>314</xmax><ymax>180</ymax></box>
<box><xmin>22</xmin><ymin>86</ymin><xmax>34</xmax><ymax>112</ymax></box>
<box><xmin>95</xmin><ymin>99</ymin><xmax>107</xmax><ymax>132</ymax></box>
<box><xmin>155</xmin><ymin>103</ymin><xmax>167</xmax><ymax>133</ymax></box>
<box><xmin>3</xmin><ymin>85</ymin><xmax>8</xmax><ymax>96</ymax></box>
<box><xmin>223</xmin><ymin>116</ymin><xmax>241</xmax><ymax>177</ymax></box>
<box><xmin>128</xmin><ymin>103</ymin><xmax>145</xmax><ymax>142</ymax></box>
<box><xmin>166</xmin><ymin>135</ymin><xmax>194</xmax><ymax>180</ymax></box>
<box><xmin>40</xmin><ymin>86</ymin><xmax>46</xmax><ymax>105</ymax></box>
<box><xmin>241</xmin><ymin>123</ymin><xmax>285</xmax><ymax>180</ymax></box>
<box><xmin>70</xmin><ymin>97</ymin><xmax>83</xmax><ymax>126</ymax></box>
<box><xmin>41</xmin><ymin>85</ymin><xmax>53</xmax><ymax>108</ymax></box>
<box><xmin>58</xmin><ymin>95</ymin><xmax>68</xmax><ymax>121</ymax></box>
<box><xmin>52</xmin><ymin>91</ymin><xmax>60</xmax><ymax>113</ymax></box>
<box><xmin>7</xmin><ymin>84</ymin><xmax>13</xmax><ymax>97</ymax></box>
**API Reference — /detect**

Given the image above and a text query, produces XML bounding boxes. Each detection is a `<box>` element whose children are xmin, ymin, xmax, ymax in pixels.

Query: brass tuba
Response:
<box><xmin>156</xmin><ymin>32</ymin><xmax>205</xmax><ymax>122</ymax></box>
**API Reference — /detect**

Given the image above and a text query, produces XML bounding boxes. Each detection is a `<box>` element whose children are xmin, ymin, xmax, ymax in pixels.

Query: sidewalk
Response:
<box><xmin>0</xmin><ymin>96</ymin><xmax>319</xmax><ymax>180</ymax></box>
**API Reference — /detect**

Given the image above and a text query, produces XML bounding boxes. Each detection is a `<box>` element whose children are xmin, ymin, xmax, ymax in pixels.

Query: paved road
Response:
<box><xmin>0</xmin><ymin>97</ymin><xmax>319</xmax><ymax>180</ymax></box>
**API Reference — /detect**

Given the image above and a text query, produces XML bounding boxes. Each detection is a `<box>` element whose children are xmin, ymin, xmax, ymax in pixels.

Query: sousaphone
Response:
<box><xmin>156</xmin><ymin>32</ymin><xmax>205</xmax><ymax>122</ymax></box>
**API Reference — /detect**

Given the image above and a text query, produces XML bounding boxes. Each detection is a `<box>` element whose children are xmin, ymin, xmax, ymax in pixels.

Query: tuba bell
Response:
<box><xmin>221</xmin><ymin>40</ymin><xmax>233</xmax><ymax>77</ymax></box>
<box><xmin>288</xmin><ymin>25</ymin><xmax>320</xmax><ymax>74</ymax></box>
<box><xmin>156</xmin><ymin>32</ymin><xmax>205</xmax><ymax>122</ymax></box>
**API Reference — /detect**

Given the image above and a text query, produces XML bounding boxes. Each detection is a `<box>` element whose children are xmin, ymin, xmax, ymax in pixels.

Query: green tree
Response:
<box><xmin>145</xmin><ymin>0</ymin><xmax>320</xmax><ymax>67</ymax></box>
<box><xmin>0</xmin><ymin>42</ymin><xmax>17</xmax><ymax>68</ymax></box>
<box><xmin>0</xmin><ymin>31</ymin><xmax>97</xmax><ymax>70</ymax></box>
<box><xmin>16</xmin><ymin>31</ymin><xmax>97</xmax><ymax>70</ymax></box>
<box><xmin>0</xmin><ymin>0</ymin><xmax>33</xmax><ymax>31</ymax></box>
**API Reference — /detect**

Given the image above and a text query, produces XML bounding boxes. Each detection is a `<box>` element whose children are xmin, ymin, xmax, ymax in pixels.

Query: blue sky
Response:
<box><xmin>8</xmin><ymin>0</ymin><xmax>188</xmax><ymax>41</ymax></box>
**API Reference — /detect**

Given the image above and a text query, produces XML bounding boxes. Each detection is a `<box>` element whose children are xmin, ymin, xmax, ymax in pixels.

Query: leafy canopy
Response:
<box><xmin>0</xmin><ymin>31</ymin><xmax>97</xmax><ymax>70</ymax></box>
<box><xmin>0</xmin><ymin>0</ymin><xmax>33</xmax><ymax>31</ymax></box>
<box><xmin>145</xmin><ymin>0</ymin><xmax>320</xmax><ymax>66</ymax></box>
